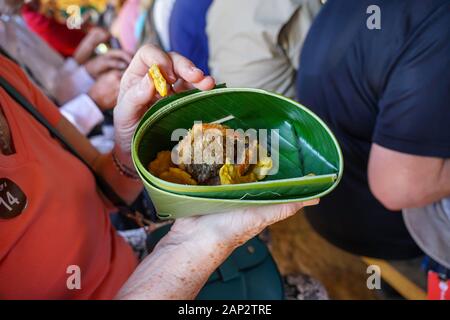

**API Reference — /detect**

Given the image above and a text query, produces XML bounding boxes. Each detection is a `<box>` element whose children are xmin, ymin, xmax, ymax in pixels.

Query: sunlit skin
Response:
<box><xmin>369</xmin><ymin>144</ymin><xmax>450</xmax><ymax>211</ymax></box>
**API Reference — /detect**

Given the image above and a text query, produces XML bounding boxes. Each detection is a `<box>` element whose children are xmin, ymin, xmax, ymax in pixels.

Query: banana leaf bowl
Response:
<box><xmin>132</xmin><ymin>87</ymin><xmax>343</xmax><ymax>219</ymax></box>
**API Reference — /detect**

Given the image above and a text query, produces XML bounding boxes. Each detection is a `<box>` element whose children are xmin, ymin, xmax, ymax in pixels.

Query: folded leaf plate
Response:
<box><xmin>132</xmin><ymin>87</ymin><xmax>343</xmax><ymax>209</ymax></box>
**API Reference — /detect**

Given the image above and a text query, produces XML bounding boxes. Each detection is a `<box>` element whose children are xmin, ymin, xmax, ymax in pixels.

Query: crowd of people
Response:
<box><xmin>0</xmin><ymin>0</ymin><xmax>449</xmax><ymax>300</ymax></box>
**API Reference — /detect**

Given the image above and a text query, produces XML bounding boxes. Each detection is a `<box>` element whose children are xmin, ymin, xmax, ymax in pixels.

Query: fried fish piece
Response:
<box><xmin>176</xmin><ymin>123</ymin><xmax>254</xmax><ymax>185</ymax></box>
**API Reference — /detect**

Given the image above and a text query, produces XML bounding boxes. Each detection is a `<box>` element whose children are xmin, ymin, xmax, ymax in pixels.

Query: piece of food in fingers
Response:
<box><xmin>149</xmin><ymin>64</ymin><xmax>169</xmax><ymax>97</ymax></box>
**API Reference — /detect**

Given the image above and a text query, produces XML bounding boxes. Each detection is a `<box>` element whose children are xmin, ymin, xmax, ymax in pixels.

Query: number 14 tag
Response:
<box><xmin>0</xmin><ymin>178</ymin><xmax>27</xmax><ymax>219</ymax></box>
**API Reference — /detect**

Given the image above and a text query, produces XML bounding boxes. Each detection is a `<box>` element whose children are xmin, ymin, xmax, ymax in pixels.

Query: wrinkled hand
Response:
<box><xmin>84</xmin><ymin>50</ymin><xmax>132</xmax><ymax>79</ymax></box>
<box><xmin>113</xmin><ymin>44</ymin><xmax>215</xmax><ymax>167</ymax></box>
<box><xmin>170</xmin><ymin>200</ymin><xmax>319</xmax><ymax>251</ymax></box>
<box><xmin>73</xmin><ymin>27</ymin><xmax>110</xmax><ymax>65</ymax></box>
<box><xmin>88</xmin><ymin>70</ymin><xmax>122</xmax><ymax>111</ymax></box>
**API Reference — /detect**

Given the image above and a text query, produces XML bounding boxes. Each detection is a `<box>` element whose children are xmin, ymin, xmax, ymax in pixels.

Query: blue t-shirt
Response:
<box><xmin>169</xmin><ymin>0</ymin><xmax>213</xmax><ymax>75</ymax></box>
<box><xmin>296</xmin><ymin>0</ymin><xmax>450</xmax><ymax>259</ymax></box>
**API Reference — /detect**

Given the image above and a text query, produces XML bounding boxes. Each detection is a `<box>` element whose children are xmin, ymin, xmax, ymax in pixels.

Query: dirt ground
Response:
<box><xmin>269</xmin><ymin>212</ymin><xmax>378</xmax><ymax>300</ymax></box>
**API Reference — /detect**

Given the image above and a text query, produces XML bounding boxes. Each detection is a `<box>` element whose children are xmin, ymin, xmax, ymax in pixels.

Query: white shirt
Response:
<box><xmin>153</xmin><ymin>0</ymin><xmax>176</xmax><ymax>51</ymax></box>
<box><xmin>0</xmin><ymin>14</ymin><xmax>103</xmax><ymax>135</ymax></box>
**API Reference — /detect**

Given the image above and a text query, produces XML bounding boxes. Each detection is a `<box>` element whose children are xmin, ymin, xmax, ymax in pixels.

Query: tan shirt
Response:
<box><xmin>207</xmin><ymin>0</ymin><xmax>322</xmax><ymax>99</ymax></box>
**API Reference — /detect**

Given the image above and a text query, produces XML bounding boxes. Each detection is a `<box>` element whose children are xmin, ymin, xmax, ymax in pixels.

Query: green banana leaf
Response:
<box><xmin>132</xmin><ymin>87</ymin><xmax>343</xmax><ymax>203</ymax></box>
<box><xmin>139</xmin><ymin>169</ymin><xmax>333</xmax><ymax>220</ymax></box>
<box><xmin>135</xmin><ymin>84</ymin><xmax>227</xmax><ymax>133</ymax></box>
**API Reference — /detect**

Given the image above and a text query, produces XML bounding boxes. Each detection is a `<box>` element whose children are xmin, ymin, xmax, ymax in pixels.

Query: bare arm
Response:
<box><xmin>368</xmin><ymin>143</ymin><xmax>450</xmax><ymax>211</ymax></box>
<box><xmin>115</xmin><ymin>225</ymin><xmax>234</xmax><ymax>300</ymax></box>
<box><xmin>116</xmin><ymin>201</ymin><xmax>318</xmax><ymax>300</ymax></box>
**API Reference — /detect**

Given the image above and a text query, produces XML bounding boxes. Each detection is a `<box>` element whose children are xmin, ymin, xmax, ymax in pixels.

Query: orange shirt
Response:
<box><xmin>0</xmin><ymin>55</ymin><xmax>138</xmax><ymax>299</ymax></box>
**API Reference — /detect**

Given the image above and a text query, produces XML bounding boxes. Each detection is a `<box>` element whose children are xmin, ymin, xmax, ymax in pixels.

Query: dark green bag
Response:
<box><xmin>147</xmin><ymin>225</ymin><xmax>284</xmax><ymax>300</ymax></box>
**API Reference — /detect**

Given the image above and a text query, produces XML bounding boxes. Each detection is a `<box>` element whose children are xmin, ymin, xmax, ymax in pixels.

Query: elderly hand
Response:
<box><xmin>88</xmin><ymin>70</ymin><xmax>122</xmax><ymax>111</ymax></box>
<box><xmin>117</xmin><ymin>200</ymin><xmax>319</xmax><ymax>300</ymax></box>
<box><xmin>113</xmin><ymin>44</ymin><xmax>215</xmax><ymax>168</ymax></box>
<box><xmin>84</xmin><ymin>50</ymin><xmax>132</xmax><ymax>79</ymax></box>
<box><xmin>170</xmin><ymin>200</ymin><xmax>319</xmax><ymax>251</ymax></box>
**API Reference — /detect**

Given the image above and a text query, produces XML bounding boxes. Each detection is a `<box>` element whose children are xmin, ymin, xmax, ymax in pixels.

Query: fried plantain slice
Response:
<box><xmin>149</xmin><ymin>64</ymin><xmax>169</xmax><ymax>97</ymax></box>
<box><xmin>160</xmin><ymin>168</ymin><xmax>198</xmax><ymax>185</ymax></box>
<box><xmin>148</xmin><ymin>151</ymin><xmax>175</xmax><ymax>177</ymax></box>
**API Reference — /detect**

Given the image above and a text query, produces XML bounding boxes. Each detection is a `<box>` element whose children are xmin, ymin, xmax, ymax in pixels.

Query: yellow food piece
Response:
<box><xmin>148</xmin><ymin>151</ymin><xmax>175</xmax><ymax>177</ymax></box>
<box><xmin>252</xmin><ymin>155</ymin><xmax>273</xmax><ymax>180</ymax></box>
<box><xmin>160</xmin><ymin>168</ymin><xmax>198</xmax><ymax>185</ymax></box>
<box><xmin>149</xmin><ymin>64</ymin><xmax>169</xmax><ymax>97</ymax></box>
<box><xmin>40</xmin><ymin>0</ymin><xmax>108</xmax><ymax>12</ymax></box>
<box><xmin>219</xmin><ymin>164</ymin><xmax>256</xmax><ymax>185</ymax></box>
<box><xmin>219</xmin><ymin>146</ymin><xmax>273</xmax><ymax>185</ymax></box>
<box><xmin>149</xmin><ymin>144</ymin><xmax>273</xmax><ymax>186</ymax></box>
<box><xmin>149</xmin><ymin>151</ymin><xmax>198</xmax><ymax>185</ymax></box>
<box><xmin>219</xmin><ymin>156</ymin><xmax>273</xmax><ymax>185</ymax></box>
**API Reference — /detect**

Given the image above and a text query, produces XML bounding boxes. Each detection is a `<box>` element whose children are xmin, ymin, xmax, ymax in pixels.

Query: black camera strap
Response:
<box><xmin>0</xmin><ymin>74</ymin><xmax>145</xmax><ymax>222</ymax></box>
<box><xmin>0</xmin><ymin>48</ymin><xmax>159</xmax><ymax>224</ymax></box>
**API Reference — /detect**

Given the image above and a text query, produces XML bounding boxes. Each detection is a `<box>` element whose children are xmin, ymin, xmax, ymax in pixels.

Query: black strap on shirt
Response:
<box><xmin>0</xmin><ymin>74</ymin><xmax>132</xmax><ymax>211</ymax></box>
<box><xmin>0</xmin><ymin>53</ymin><xmax>158</xmax><ymax>225</ymax></box>
<box><xmin>0</xmin><ymin>46</ymin><xmax>34</xmax><ymax>81</ymax></box>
